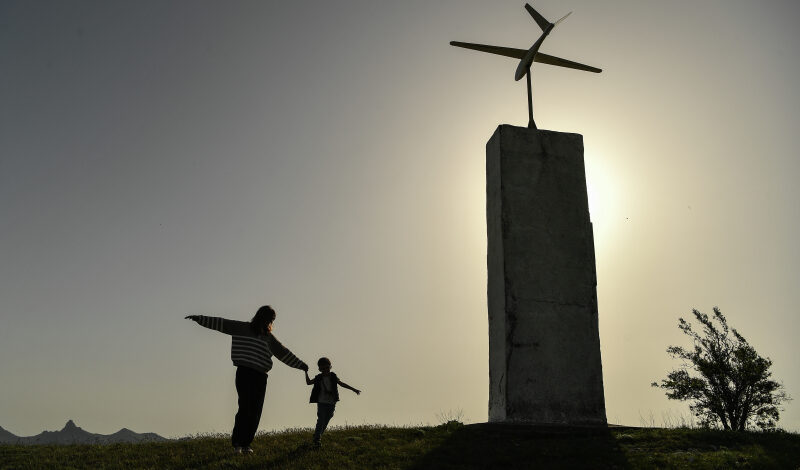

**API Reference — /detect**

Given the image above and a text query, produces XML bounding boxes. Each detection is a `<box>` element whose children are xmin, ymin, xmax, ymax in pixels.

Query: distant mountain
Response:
<box><xmin>0</xmin><ymin>420</ymin><xmax>168</xmax><ymax>445</ymax></box>
<box><xmin>0</xmin><ymin>425</ymin><xmax>20</xmax><ymax>444</ymax></box>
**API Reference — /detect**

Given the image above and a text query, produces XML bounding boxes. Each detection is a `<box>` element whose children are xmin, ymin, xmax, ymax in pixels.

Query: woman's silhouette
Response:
<box><xmin>186</xmin><ymin>305</ymin><xmax>308</xmax><ymax>454</ymax></box>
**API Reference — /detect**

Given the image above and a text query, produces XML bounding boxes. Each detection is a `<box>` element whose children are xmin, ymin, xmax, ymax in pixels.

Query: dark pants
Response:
<box><xmin>231</xmin><ymin>366</ymin><xmax>267</xmax><ymax>448</ymax></box>
<box><xmin>313</xmin><ymin>403</ymin><xmax>336</xmax><ymax>443</ymax></box>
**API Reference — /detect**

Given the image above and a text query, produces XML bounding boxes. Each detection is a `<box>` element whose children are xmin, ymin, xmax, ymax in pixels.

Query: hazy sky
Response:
<box><xmin>2</xmin><ymin>0</ymin><xmax>799</xmax><ymax>437</ymax></box>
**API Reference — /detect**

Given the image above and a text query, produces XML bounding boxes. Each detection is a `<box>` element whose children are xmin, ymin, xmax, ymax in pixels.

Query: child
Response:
<box><xmin>305</xmin><ymin>357</ymin><xmax>361</xmax><ymax>447</ymax></box>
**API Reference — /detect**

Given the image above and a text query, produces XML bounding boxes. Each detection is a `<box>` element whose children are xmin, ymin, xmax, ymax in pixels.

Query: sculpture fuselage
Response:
<box><xmin>514</xmin><ymin>23</ymin><xmax>555</xmax><ymax>81</ymax></box>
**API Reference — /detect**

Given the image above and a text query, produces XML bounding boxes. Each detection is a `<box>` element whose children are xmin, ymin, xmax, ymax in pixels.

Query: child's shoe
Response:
<box><xmin>232</xmin><ymin>447</ymin><xmax>243</xmax><ymax>454</ymax></box>
<box><xmin>243</xmin><ymin>447</ymin><xmax>254</xmax><ymax>454</ymax></box>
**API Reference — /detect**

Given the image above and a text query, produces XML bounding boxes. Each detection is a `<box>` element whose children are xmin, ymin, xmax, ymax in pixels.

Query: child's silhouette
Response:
<box><xmin>305</xmin><ymin>357</ymin><xmax>360</xmax><ymax>447</ymax></box>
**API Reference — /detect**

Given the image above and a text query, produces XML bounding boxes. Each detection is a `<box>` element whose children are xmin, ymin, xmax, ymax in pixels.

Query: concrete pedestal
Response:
<box><xmin>487</xmin><ymin>125</ymin><xmax>606</xmax><ymax>425</ymax></box>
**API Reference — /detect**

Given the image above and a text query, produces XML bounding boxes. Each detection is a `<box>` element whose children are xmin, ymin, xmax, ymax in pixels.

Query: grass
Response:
<box><xmin>1</xmin><ymin>423</ymin><xmax>799</xmax><ymax>469</ymax></box>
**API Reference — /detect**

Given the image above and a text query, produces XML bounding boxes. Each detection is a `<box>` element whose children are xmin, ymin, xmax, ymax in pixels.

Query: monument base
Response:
<box><xmin>487</xmin><ymin>125</ymin><xmax>606</xmax><ymax>425</ymax></box>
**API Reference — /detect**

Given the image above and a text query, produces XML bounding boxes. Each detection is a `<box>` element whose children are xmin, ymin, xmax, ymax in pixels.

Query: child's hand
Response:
<box><xmin>355</xmin><ymin>389</ymin><xmax>361</xmax><ymax>395</ymax></box>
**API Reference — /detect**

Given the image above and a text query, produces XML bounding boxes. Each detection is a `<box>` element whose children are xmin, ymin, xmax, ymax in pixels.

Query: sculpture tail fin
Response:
<box><xmin>524</xmin><ymin>4</ymin><xmax>551</xmax><ymax>31</ymax></box>
<box><xmin>525</xmin><ymin>4</ymin><xmax>572</xmax><ymax>31</ymax></box>
<box><xmin>554</xmin><ymin>11</ymin><xmax>573</xmax><ymax>27</ymax></box>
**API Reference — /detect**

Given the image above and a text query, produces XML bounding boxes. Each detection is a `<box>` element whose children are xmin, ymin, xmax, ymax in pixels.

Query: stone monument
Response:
<box><xmin>451</xmin><ymin>3</ymin><xmax>607</xmax><ymax>424</ymax></box>
<box><xmin>486</xmin><ymin>125</ymin><xmax>606</xmax><ymax>424</ymax></box>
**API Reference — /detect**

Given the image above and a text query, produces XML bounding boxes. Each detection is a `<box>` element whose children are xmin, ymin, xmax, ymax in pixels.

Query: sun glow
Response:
<box><xmin>584</xmin><ymin>153</ymin><xmax>620</xmax><ymax>256</ymax></box>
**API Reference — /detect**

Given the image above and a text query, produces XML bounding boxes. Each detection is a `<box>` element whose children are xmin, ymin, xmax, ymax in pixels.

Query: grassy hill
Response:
<box><xmin>2</xmin><ymin>422</ymin><xmax>799</xmax><ymax>469</ymax></box>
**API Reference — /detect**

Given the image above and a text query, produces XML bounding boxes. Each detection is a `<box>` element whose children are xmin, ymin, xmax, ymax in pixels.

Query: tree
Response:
<box><xmin>652</xmin><ymin>307</ymin><xmax>790</xmax><ymax>431</ymax></box>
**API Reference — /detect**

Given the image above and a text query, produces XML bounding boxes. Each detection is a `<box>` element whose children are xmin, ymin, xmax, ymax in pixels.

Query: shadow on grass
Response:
<box><xmin>410</xmin><ymin>423</ymin><xmax>631</xmax><ymax>470</ymax></box>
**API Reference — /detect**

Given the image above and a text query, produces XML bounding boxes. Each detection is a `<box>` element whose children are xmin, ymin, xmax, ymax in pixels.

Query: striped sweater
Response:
<box><xmin>191</xmin><ymin>315</ymin><xmax>307</xmax><ymax>374</ymax></box>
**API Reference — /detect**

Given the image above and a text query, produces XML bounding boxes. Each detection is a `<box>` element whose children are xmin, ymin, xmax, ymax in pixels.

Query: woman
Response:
<box><xmin>185</xmin><ymin>305</ymin><xmax>308</xmax><ymax>454</ymax></box>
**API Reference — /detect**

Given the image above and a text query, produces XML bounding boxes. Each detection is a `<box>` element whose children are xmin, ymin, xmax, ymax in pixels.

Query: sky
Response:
<box><xmin>1</xmin><ymin>0</ymin><xmax>799</xmax><ymax>438</ymax></box>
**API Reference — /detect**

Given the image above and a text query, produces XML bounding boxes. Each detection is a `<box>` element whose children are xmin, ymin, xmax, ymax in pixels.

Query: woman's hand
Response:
<box><xmin>185</xmin><ymin>315</ymin><xmax>199</xmax><ymax>321</ymax></box>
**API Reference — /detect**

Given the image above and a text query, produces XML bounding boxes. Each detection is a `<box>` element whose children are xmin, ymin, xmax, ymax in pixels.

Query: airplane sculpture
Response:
<box><xmin>451</xmin><ymin>3</ymin><xmax>601</xmax><ymax>129</ymax></box>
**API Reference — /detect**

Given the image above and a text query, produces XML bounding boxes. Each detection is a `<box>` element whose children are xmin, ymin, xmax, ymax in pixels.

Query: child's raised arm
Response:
<box><xmin>305</xmin><ymin>370</ymin><xmax>314</xmax><ymax>386</ymax></box>
<box><xmin>337</xmin><ymin>378</ymin><xmax>361</xmax><ymax>395</ymax></box>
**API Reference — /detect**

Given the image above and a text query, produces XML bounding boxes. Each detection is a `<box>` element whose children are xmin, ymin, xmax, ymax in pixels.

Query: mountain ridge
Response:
<box><xmin>0</xmin><ymin>420</ymin><xmax>168</xmax><ymax>445</ymax></box>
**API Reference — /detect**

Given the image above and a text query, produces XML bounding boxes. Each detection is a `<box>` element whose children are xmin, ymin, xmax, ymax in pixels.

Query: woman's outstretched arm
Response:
<box><xmin>185</xmin><ymin>315</ymin><xmax>251</xmax><ymax>336</ymax></box>
<box><xmin>265</xmin><ymin>334</ymin><xmax>308</xmax><ymax>371</ymax></box>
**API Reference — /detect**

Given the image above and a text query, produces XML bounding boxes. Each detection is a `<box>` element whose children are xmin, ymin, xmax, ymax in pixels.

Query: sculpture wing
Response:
<box><xmin>449</xmin><ymin>41</ymin><xmax>527</xmax><ymax>60</ymax></box>
<box><xmin>534</xmin><ymin>52</ymin><xmax>602</xmax><ymax>73</ymax></box>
